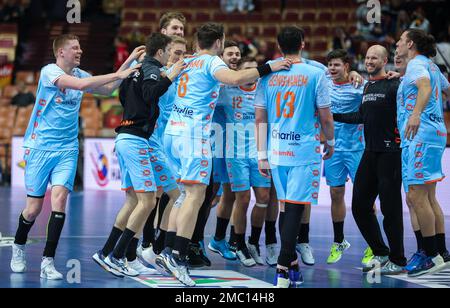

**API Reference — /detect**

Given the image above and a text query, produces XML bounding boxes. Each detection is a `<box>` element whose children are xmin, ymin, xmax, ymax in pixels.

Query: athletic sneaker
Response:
<box><xmin>404</xmin><ymin>251</ymin><xmax>426</xmax><ymax>272</ymax></box>
<box><xmin>140</xmin><ymin>245</ymin><xmax>159</xmax><ymax>269</ymax></box>
<box><xmin>296</xmin><ymin>243</ymin><xmax>315</xmax><ymax>266</ymax></box>
<box><xmin>173</xmin><ymin>259</ymin><xmax>196</xmax><ymax>287</ymax></box>
<box><xmin>92</xmin><ymin>250</ymin><xmax>124</xmax><ymax>278</ymax></box>
<box><xmin>128</xmin><ymin>259</ymin><xmax>159</xmax><ymax>275</ymax></box>
<box><xmin>265</xmin><ymin>244</ymin><xmax>278</xmax><ymax>266</ymax></box>
<box><xmin>198</xmin><ymin>240</ymin><xmax>211</xmax><ymax>267</ymax></box>
<box><xmin>40</xmin><ymin>257</ymin><xmax>63</xmax><ymax>280</ymax></box>
<box><xmin>187</xmin><ymin>243</ymin><xmax>206</xmax><ymax>268</ymax></box>
<box><xmin>247</xmin><ymin>243</ymin><xmax>264</xmax><ymax>265</ymax></box>
<box><xmin>208</xmin><ymin>238</ymin><xmax>236</xmax><ymax>260</ymax></box>
<box><xmin>136</xmin><ymin>245</ymin><xmax>144</xmax><ymax>259</ymax></box>
<box><xmin>327</xmin><ymin>240</ymin><xmax>351</xmax><ymax>264</ymax></box>
<box><xmin>408</xmin><ymin>255</ymin><xmax>445</xmax><ymax>277</ymax></box>
<box><xmin>273</xmin><ymin>270</ymin><xmax>290</xmax><ymax>288</ymax></box>
<box><xmin>155</xmin><ymin>248</ymin><xmax>178</xmax><ymax>276</ymax></box>
<box><xmin>10</xmin><ymin>244</ymin><xmax>27</xmax><ymax>273</ymax></box>
<box><xmin>228</xmin><ymin>240</ymin><xmax>238</xmax><ymax>253</ymax></box>
<box><xmin>442</xmin><ymin>251</ymin><xmax>450</xmax><ymax>268</ymax></box>
<box><xmin>236</xmin><ymin>246</ymin><xmax>256</xmax><ymax>267</ymax></box>
<box><xmin>361</xmin><ymin>247</ymin><xmax>374</xmax><ymax>267</ymax></box>
<box><xmin>289</xmin><ymin>267</ymin><xmax>304</xmax><ymax>287</ymax></box>
<box><xmin>104</xmin><ymin>254</ymin><xmax>139</xmax><ymax>277</ymax></box>
<box><xmin>362</xmin><ymin>255</ymin><xmax>389</xmax><ymax>273</ymax></box>
<box><xmin>379</xmin><ymin>261</ymin><xmax>406</xmax><ymax>275</ymax></box>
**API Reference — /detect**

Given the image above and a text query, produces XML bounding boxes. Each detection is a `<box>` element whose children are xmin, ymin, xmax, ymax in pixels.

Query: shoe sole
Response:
<box><xmin>409</xmin><ymin>262</ymin><xmax>449</xmax><ymax>277</ymax></box>
<box><xmin>40</xmin><ymin>273</ymin><xmax>63</xmax><ymax>280</ymax></box>
<box><xmin>10</xmin><ymin>264</ymin><xmax>27</xmax><ymax>273</ymax></box>
<box><xmin>207</xmin><ymin>243</ymin><xmax>237</xmax><ymax>260</ymax></box>
<box><xmin>266</xmin><ymin>259</ymin><xmax>277</xmax><ymax>267</ymax></box>
<box><xmin>92</xmin><ymin>255</ymin><xmax>124</xmax><ymax>278</ymax></box>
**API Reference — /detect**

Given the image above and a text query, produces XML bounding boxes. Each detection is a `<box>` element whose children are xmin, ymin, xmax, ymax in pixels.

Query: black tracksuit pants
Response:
<box><xmin>352</xmin><ymin>150</ymin><xmax>407</xmax><ymax>266</ymax></box>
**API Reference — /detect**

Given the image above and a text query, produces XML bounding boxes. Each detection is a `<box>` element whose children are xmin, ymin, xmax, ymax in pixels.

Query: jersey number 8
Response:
<box><xmin>178</xmin><ymin>73</ymin><xmax>189</xmax><ymax>98</ymax></box>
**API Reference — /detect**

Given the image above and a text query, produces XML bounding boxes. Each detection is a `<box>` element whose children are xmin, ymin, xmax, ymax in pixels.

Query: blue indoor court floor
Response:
<box><xmin>1</xmin><ymin>187</ymin><xmax>449</xmax><ymax>288</ymax></box>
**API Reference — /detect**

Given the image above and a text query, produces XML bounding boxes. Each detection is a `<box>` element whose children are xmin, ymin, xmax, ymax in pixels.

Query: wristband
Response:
<box><xmin>258</xmin><ymin>151</ymin><xmax>268</xmax><ymax>160</ymax></box>
<box><xmin>326</xmin><ymin>139</ymin><xmax>336</xmax><ymax>147</ymax></box>
<box><xmin>256</xmin><ymin>64</ymin><xmax>272</xmax><ymax>78</ymax></box>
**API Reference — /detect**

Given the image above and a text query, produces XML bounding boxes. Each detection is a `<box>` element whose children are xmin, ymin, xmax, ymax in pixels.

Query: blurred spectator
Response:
<box><xmin>395</xmin><ymin>10</ymin><xmax>410</xmax><ymax>39</ymax></box>
<box><xmin>255</xmin><ymin>40</ymin><xmax>274</xmax><ymax>65</ymax></box>
<box><xmin>114</xmin><ymin>37</ymin><xmax>130</xmax><ymax>71</ymax></box>
<box><xmin>410</xmin><ymin>7</ymin><xmax>430</xmax><ymax>33</ymax></box>
<box><xmin>0</xmin><ymin>0</ymin><xmax>23</xmax><ymax>22</ymax></box>
<box><xmin>332</xmin><ymin>27</ymin><xmax>353</xmax><ymax>54</ymax></box>
<box><xmin>434</xmin><ymin>32</ymin><xmax>450</xmax><ymax>73</ymax></box>
<box><xmin>231</xmin><ymin>32</ymin><xmax>257</xmax><ymax>58</ymax></box>
<box><xmin>221</xmin><ymin>0</ymin><xmax>255</xmax><ymax>13</ymax></box>
<box><xmin>127</xmin><ymin>22</ymin><xmax>146</xmax><ymax>51</ymax></box>
<box><xmin>11</xmin><ymin>81</ymin><xmax>35</xmax><ymax>108</ymax></box>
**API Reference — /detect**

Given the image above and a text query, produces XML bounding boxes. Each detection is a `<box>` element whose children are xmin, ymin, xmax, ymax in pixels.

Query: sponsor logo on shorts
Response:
<box><xmin>55</xmin><ymin>96</ymin><xmax>63</xmax><ymax>104</ymax></box>
<box><xmin>315</xmin><ymin>146</ymin><xmax>321</xmax><ymax>153</ymax></box>
<box><xmin>37</xmin><ymin>110</ymin><xmax>42</xmax><ymax>116</ymax></box>
<box><xmin>437</xmin><ymin>130</ymin><xmax>446</xmax><ymax>137</ymax></box>
<box><xmin>313</xmin><ymin>170</ymin><xmax>320</xmax><ymax>176</ymax></box>
<box><xmin>139</xmin><ymin>149</ymin><xmax>147</xmax><ymax>155</ymax></box>
<box><xmin>415</xmin><ymin>162</ymin><xmax>423</xmax><ymax>169</ymax></box>
<box><xmin>407</xmin><ymin>94</ymin><xmax>417</xmax><ymax>100</ymax></box>
<box><xmin>31</xmin><ymin>133</ymin><xmax>36</xmax><ymax>140</ymax></box>
<box><xmin>228</xmin><ymin>173</ymin><xmax>233</xmax><ymax>178</ymax></box>
<box><xmin>416</xmin><ymin>143</ymin><xmax>423</xmax><ymax>147</ymax></box>
<box><xmin>415</xmin><ymin>173</ymin><xmax>424</xmax><ymax>179</ymax></box>
<box><xmin>145</xmin><ymin>181</ymin><xmax>153</xmax><ymax>187</ymax></box>
<box><xmin>209</xmin><ymin>103</ymin><xmax>215</xmax><ymax>109</ymax></box>
<box><xmin>406</xmin><ymin>104</ymin><xmax>414</xmax><ymax>111</ymax></box>
<box><xmin>25</xmin><ymin>149</ymin><xmax>30</xmax><ymax>155</ymax></box>
<box><xmin>143</xmin><ymin>170</ymin><xmax>151</xmax><ymax>176</ymax></box>
<box><xmin>201</xmin><ymin>160</ymin><xmax>209</xmax><ymax>167</ymax></box>
<box><xmin>315</xmin><ymin>123</ymin><xmax>320</xmax><ymax>129</ymax></box>
<box><xmin>150</xmin><ymin>156</ymin><xmax>158</xmax><ymax>163</ymax></box>
<box><xmin>211</xmin><ymin>92</ymin><xmax>218</xmax><ymax>99</ymax></box>
<box><xmin>415</xmin><ymin>151</ymin><xmax>423</xmax><ymax>158</ymax></box>
<box><xmin>141</xmin><ymin>159</ymin><xmax>149</xmax><ymax>166</ymax></box>
<box><xmin>38</xmin><ymin>99</ymin><xmax>46</xmax><ymax>106</ymax></box>
<box><xmin>160</xmin><ymin>175</ymin><xmax>168</xmax><ymax>182</ymax></box>
<box><xmin>312</xmin><ymin>181</ymin><xmax>319</xmax><ymax>188</ymax></box>
<box><xmin>315</xmin><ymin>134</ymin><xmax>320</xmax><ymax>141</ymax></box>
<box><xmin>200</xmin><ymin>171</ymin><xmax>208</xmax><ymax>178</ymax></box>
<box><xmin>33</xmin><ymin>121</ymin><xmax>38</xmax><ymax>128</ymax></box>
<box><xmin>149</xmin><ymin>148</ymin><xmax>154</xmax><ymax>153</ymax></box>
<box><xmin>202</xmin><ymin>149</ymin><xmax>209</xmax><ymax>155</ymax></box>
<box><xmin>155</xmin><ymin>165</ymin><xmax>163</xmax><ymax>172</ymax></box>
<box><xmin>312</xmin><ymin>192</ymin><xmax>318</xmax><ymax>199</ymax></box>
<box><xmin>206</xmin><ymin>115</ymin><xmax>211</xmax><ymax>121</ymax></box>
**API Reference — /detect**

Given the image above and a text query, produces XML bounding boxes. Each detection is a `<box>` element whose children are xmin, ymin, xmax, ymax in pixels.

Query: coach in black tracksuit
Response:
<box><xmin>333</xmin><ymin>45</ymin><xmax>407</xmax><ymax>270</ymax></box>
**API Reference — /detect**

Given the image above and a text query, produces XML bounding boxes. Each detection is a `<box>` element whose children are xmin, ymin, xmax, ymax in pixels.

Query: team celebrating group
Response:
<box><xmin>7</xmin><ymin>11</ymin><xmax>450</xmax><ymax>288</ymax></box>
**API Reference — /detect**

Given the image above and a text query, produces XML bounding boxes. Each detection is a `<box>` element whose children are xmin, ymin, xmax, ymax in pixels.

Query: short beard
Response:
<box><xmin>369</xmin><ymin>66</ymin><xmax>382</xmax><ymax>77</ymax></box>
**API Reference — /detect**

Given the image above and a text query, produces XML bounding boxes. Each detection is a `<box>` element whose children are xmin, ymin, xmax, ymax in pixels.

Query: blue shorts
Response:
<box><xmin>115</xmin><ymin>134</ymin><xmax>157</xmax><ymax>193</ymax></box>
<box><xmin>213</xmin><ymin>158</ymin><xmax>229</xmax><ymax>184</ymax></box>
<box><xmin>226</xmin><ymin>158</ymin><xmax>271</xmax><ymax>192</ymax></box>
<box><xmin>402</xmin><ymin>142</ymin><xmax>445</xmax><ymax>192</ymax></box>
<box><xmin>149</xmin><ymin>134</ymin><xmax>178</xmax><ymax>192</ymax></box>
<box><xmin>164</xmin><ymin>135</ymin><xmax>212</xmax><ymax>185</ymax></box>
<box><xmin>270</xmin><ymin>163</ymin><xmax>321</xmax><ymax>205</ymax></box>
<box><xmin>324</xmin><ymin>150</ymin><xmax>363</xmax><ymax>187</ymax></box>
<box><xmin>24</xmin><ymin>148</ymin><xmax>78</xmax><ymax>197</ymax></box>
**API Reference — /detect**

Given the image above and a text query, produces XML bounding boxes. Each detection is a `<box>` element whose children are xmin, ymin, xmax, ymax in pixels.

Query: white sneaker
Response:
<box><xmin>429</xmin><ymin>255</ymin><xmax>446</xmax><ymax>275</ymax></box>
<box><xmin>236</xmin><ymin>247</ymin><xmax>256</xmax><ymax>267</ymax></box>
<box><xmin>247</xmin><ymin>243</ymin><xmax>264</xmax><ymax>265</ymax></box>
<box><xmin>92</xmin><ymin>250</ymin><xmax>124</xmax><ymax>278</ymax></box>
<box><xmin>11</xmin><ymin>244</ymin><xmax>27</xmax><ymax>273</ymax></box>
<box><xmin>296</xmin><ymin>243</ymin><xmax>315</xmax><ymax>266</ymax></box>
<box><xmin>174</xmin><ymin>262</ymin><xmax>196</xmax><ymax>287</ymax></box>
<box><xmin>127</xmin><ymin>259</ymin><xmax>159</xmax><ymax>276</ymax></box>
<box><xmin>265</xmin><ymin>244</ymin><xmax>278</xmax><ymax>266</ymax></box>
<box><xmin>141</xmin><ymin>245</ymin><xmax>159</xmax><ymax>269</ymax></box>
<box><xmin>104</xmin><ymin>254</ymin><xmax>139</xmax><ymax>277</ymax></box>
<box><xmin>40</xmin><ymin>257</ymin><xmax>63</xmax><ymax>280</ymax></box>
<box><xmin>136</xmin><ymin>245</ymin><xmax>144</xmax><ymax>259</ymax></box>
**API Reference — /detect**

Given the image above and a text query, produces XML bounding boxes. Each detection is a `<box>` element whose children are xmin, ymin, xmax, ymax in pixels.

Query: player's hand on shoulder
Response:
<box><xmin>349</xmin><ymin>71</ymin><xmax>364</xmax><ymax>88</ymax></box>
<box><xmin>128</xmin><ymin>45</ymin><xmax>146</xmax><ymax>62</ymax></box>
<box><xmin>387</xmin><ymin>71</ymin><xmax>401</xmax><ymax>79</ymax></box>
<box><xmin>118</xmin><ymin>63</ymin><xmax>142</xmax><ymax>79</ymax></box>
<box><xmin>269</xmin><ymin>58</ymin><xmax>292</xmax><ymax>72</ymax></box>
<box><xmin>168</xmin><ymin>59</ymin><xmax>187</xmax><ymax>81</ymax></box>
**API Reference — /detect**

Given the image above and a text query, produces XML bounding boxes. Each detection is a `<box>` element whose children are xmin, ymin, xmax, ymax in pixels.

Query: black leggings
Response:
<box><xmin>278</xmin><ymin>203</ymin><xmax>305</xmax><ymax>267</ymax></box>
<box><xmin>352</xmin><ymin>151</ymin><xmax>406</xmax><ymax>266</ymax></box>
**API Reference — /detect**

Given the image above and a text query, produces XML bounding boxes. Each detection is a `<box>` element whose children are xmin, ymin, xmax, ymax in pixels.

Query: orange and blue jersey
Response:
<box><xmin>254</xmin><ymin>60</ymin><xmax>331</xmax><ymax>166</ymax></box>
<box><xmin>24</xmin><ymin>64</ymin><xmax>91</xmax><ymax>151</ymax></box>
